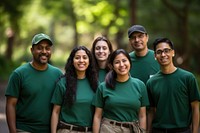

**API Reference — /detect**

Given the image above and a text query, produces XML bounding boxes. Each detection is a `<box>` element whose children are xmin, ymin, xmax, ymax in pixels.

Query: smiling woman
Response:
<box><xmin>92</xmin><ymin>49</ymin><xmax>149</xmax><ymax>133</ymax></box>
<box><xmin>91</xmin><ymin>36</ymin><xmax>113</xmax><ymax>82</ymax></box>
<box><xmin>51</xmin><ymin>46</ymin><xmax>98</xmax><ymax>133</ymax></box>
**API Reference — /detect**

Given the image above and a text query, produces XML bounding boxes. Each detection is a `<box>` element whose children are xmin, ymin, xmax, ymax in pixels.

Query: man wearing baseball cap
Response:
<box><xmin>128</xmin><ymin>25</ymin><xmax>160</xmax><ymax>84</ymax></box>
<box><xmin>5</xmin><ymin>33</ymin><xmax>63</xmax><ymax>133</ymax></box>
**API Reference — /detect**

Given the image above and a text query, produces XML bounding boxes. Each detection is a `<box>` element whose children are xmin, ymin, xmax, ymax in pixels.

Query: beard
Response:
<box><xmin>33</xmin><ymin>54</ymin><xmax>51</xmax><ymax>65</ymax></box>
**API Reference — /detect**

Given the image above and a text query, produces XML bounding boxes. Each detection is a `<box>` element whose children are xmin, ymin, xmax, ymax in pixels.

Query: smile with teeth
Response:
<box><xmin>118</xmin><ymin>67</ymin><xmax>127</xmax><ymax>72</ymax></box>
<box><xmin>40</xmin><ymin>55</ymin><xmax>47</xmax><ymax>60</ymax></box>
<box><xmin>78</xmin><ymin>64</ymin><xmax>85</xmax><ymax>68</ymax></box>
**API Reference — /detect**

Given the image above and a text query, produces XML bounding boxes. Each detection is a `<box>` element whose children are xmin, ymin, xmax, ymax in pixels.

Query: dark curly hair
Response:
<box><xmin>105</xmin><ymin>49</ymin><xmax>132</xmax><ymax>89</ymax></box>
<box><xmin>63</xmin><ymin>46</ymin><xmax>98</xmax><ymax>107</ymax></box>
<box><xmin>91</xmin><ymin>36</ymin><xmax>113</xmax><ymax>72</ymax></box>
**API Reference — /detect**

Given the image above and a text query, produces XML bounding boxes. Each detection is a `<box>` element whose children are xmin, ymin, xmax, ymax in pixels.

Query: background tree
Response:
<box><xmin>0</xmin><ymin>0</ymin><xmax>200</xmax><ymax>79</ymax></box>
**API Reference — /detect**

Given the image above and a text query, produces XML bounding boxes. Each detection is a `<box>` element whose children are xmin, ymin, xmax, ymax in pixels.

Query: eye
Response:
<box><xmin>122</xmin><ymin>59</ymin><xmax>127</xmax><ymax>63</ymax></box>
<box><xmin>83</xmin><ymin>55</ymin><xmax>88</xmax><ymax>60</ymax></box>
<box><xmin>113</xmin><ymin>60</ymin><xmax>119</xmax><ymax>64</ymax></box>
<box><xmin>95</xmin><ymin>46</ymin><xmax>101</xmax><ymax>50</ymax></box>
<box><xmin>156</xmin><ymin>50</ymin><xmax>162</xmax><ymax>55</ymax></box>
<box><xmin>103</xmin><ymin>46</ymin><xmax>108</xmax><ymax>50</ymax></box>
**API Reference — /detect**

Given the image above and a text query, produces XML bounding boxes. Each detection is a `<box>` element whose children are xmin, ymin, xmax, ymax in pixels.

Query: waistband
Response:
<box><xmin>57</xmin><ymin>121</ymin><xmax>92</xmax><ymax>132</ymax></box>
<box><xmin>102</xmin><ymin>118</ymin><xmax>139</xmax><ymax>128</ymax></box>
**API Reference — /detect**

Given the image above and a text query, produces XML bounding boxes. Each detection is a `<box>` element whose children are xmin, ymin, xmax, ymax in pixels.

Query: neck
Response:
<box><xmin>77</xmin><ymin>71</ymin><xmax>86</xmax><ymax>79</ymax></box>
<box><xmin>161</xmin><ymin>64</ymin><xmax>177</xmax><ymax>74</ymax></box>
<box><xmin>116</xmin><ymin>74</ymin><xmax>129</xmax><ymax>82</ymax></box>
<box><xmin>135</xmin><ymin>47</ymin><xmax>148</xmax><ymax>57</ymax></box>
<box><xmin>97</xmin><ymin>60</ymin><xmax>107</xmax><ymax>69</ymax></box>
<box><xmin>30</xmin><ymin>61</ymin><xmax>48</xmax><ymax>70</ymax></box>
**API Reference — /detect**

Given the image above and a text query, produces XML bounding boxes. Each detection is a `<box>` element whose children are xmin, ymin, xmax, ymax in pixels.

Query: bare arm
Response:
<box><xmin>93</xmin><ymin>107</ymin><xmax>103</xmax><ymax>133</ymax></box>
<box><xmin>147</xmin><ymin>107</ymin><xmax>156</xmax><ymax>133</ymax></box>
<box><xmin>191</xmin><ymin>100</ymin><xmax>199</xmax><ymax>133</ymax></box>
<box><xmin>138</xmin><ymin>106</ymin><xmax>147</xmax><ymax>130</ymax></box>
<box><xmin>51</xmin><ymin>104</ymin><xmax>61</xmax><ymax>133</ymax></box>
<box><xmin>6</xmin><ymin>96</ymin><xmax>18</xmax><ymax>133</ymax></box>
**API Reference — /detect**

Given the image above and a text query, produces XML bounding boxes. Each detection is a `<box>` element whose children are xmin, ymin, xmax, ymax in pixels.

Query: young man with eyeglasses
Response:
<box><xmin>128</xmin><ymin>25</ymin><xmax>160</xmax><ymax>84</ymax></box>
<box><xmin>146</xmin><ymin>37</ymin><xmax>200</xmax><ymax>133</ymax></box>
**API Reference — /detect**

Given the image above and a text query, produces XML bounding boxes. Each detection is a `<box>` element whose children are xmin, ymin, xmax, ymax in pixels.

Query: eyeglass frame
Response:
<box><xmin>155</xmin><ymin>48</ymin><xmax>172</xmax><ymax>55</ymax></box>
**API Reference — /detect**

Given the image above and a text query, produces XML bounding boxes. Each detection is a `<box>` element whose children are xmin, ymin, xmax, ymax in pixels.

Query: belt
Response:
<box><xmin>110</xmin><ymin>121</ymin><xmax>131</xmax><ymax>128</ymax></box>
<box><xmin>57</xmin><ymin>121</ymin><xmax>92</xmax><ymax>132</ymax></box>
<box><xmin>153</xmin><ymin>127</ymin><xmax>189</xmax><ymax>133</ymax></box>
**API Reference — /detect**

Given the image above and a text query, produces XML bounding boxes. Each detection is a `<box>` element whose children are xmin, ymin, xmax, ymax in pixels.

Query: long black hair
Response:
<box><xmin>63</xmin><ymin>46</ymin><xmax>98</xmax><ymax>107</ymax></box>
<box><xmin>105</xmin><ymin>49</ymin><xmax>132</xmax><ymax>89</ymax></box>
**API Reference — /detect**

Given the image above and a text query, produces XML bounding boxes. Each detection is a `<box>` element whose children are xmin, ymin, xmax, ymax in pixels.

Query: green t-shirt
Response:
<box><xmin>129</xmin><ymin>49</ymin><xmax>160</xmax><ymax>84</ymax></box>
<box><xmin>51</xmin><ymin>77</ymin><xmax>95</xmax><ymax>127</ymax></box>
<box><xmin>98</xmin><ymin>69</ymin><xmax>107</xmax><ymax>83</ymax></box>
<box><xmin>147</xmin><ymin>68</ymin><xmax>200</xmax><ymax>128</ymax></box>
<box><xmin>92</xmin><ymin>77</ymin><xmax>149</xmax><ymax>122</ymax></box>
<box><xmin>5</xmin><ymin>63</ymin><xmax>63</xmax><ymax>133</ymax></box>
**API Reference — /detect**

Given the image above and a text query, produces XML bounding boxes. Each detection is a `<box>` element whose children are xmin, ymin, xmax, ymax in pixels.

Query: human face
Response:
<box><xmin>129</xmin><ymin>32</ymin><xmax>148</xmax><ymax>52</ymax></box>
<box><xmin>95</xmin><ymin>40</ymin><xmax>110</xmax><ymax>62</ymax></box>
<box><xmin>31</xmin><ymin>40</ymin><xmax>52</xmax><ymax>65</ymax></box>
<box><xmin>73</xmin><ymin>50</ymin><xmax>89</xmax><ymax>73</ymax></box>
<box><xmin>113</xmin><ymin>53</ymin><xmax>130</xmax><ymax>78</ymax></box>
<box><xmin>155</xmin><ymin>42</ymin><xmax>174</xmax><ymax>67</ymax></box>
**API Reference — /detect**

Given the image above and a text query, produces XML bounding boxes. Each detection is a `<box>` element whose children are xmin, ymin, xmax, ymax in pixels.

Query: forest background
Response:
<box><xmin>0</xmin><ymin>0</ymin><xmax>200</xmax><ymax>83</ymax></box>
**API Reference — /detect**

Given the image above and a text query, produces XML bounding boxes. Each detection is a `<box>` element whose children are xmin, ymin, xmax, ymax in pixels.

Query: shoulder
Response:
<box><xmin>129</xmin><ymin>77</ymin><xmax>145</xmax><ymax>87</ymax></box>
<box><xmin>146</xmin><ymin>71</ymin><xmax>161</xmax><ymax>83</ymax></box>
<box><xmin>56</xmin><ymin>76</ymin><xmax>66</xmax><ymax>86</ymax></box>
<box><xmin>176</xmin><ymin>68</ymin><xmax>195</xmax><ymax>78</ymax></box>
<box><xmin>129</xmin><ymin>51</ymin><xmax>135</xmax><ymax>57</ymax></box>
<box><xmin>48</xmin><ymin>64</ymin><xmax>63</xmax><ymax>73</ymax></box>
<box><xmin>148</xmin><ymin>49</ymin><xmax>155</xmax><ymax>54</ymax></box>
<box><xmin>13</xmin><ymin>63</ymin><xmax>31</xmax><ymax>73</ymax></box>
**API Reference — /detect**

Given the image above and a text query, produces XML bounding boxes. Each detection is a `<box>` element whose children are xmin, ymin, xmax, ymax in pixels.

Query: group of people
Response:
<box><xmin>5</xmin><ymin>25</ymin><xmax>200</xmax><ymax>133</ymax></box>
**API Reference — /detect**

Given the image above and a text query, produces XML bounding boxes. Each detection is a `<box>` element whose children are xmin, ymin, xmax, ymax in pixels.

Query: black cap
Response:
<box><xmin>128</xmin><ymin>25</ymin><xmax>147</xmax><ymax>38</ymax></box>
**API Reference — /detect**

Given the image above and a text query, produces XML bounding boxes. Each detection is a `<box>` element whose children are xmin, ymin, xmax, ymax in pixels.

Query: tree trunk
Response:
<box><xmin>5</xmin><ymin>28</ymin><xmax>15</xmax><ymax>61</ymax></box>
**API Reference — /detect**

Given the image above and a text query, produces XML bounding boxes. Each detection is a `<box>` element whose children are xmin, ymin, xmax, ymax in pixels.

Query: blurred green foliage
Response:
<box><xmin>0</xmin><ymin>0</ymin><xmax>200</xmax><ymax>81</ymax></box>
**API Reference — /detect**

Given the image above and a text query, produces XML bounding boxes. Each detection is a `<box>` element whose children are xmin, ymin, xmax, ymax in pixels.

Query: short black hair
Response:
<box><xmin>153</xmin><ymin>37</ymin><xmax>174</xmax><ymax>51</ymax></box>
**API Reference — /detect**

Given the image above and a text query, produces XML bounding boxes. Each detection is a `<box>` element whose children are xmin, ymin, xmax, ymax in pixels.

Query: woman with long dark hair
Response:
<box><xmin>51</xmin><ymin>46</ymin><xmax>98</xmax><ymax>133</ymax></box>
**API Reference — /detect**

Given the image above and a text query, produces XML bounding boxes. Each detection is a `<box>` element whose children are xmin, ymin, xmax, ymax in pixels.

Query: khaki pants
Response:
<box><xmin>57</xmin><ymin>121</ymin><xmax>92</xmax><ymax>133</ymax></box>
<box><xmin>57</xmin><ymin>129</ymin><xmax>92</xmax><ymax>133</ymax></box>
<box><xmin>100</xmin><ymin>118</ymin><xmax>145</xmax><ymax>133</ymax></box>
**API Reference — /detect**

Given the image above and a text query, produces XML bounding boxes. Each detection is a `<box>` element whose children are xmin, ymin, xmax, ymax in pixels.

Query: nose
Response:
<box><xmin>99</xmin><ymin>47</ymin><xmax>103</xmax><ymax>52</ymax></box>
<box><xmin>79</xmin><ymin>57</ymin><xmax>83</xmax><ymax>62</ymax></box>
<box><xmin>161</xmin><ymin>51</ymin><xmax>166</xmax><ymax>56</ymax></box>
<box><xmin>135</xmin><ymin>37</ymin><xmax>139</xmax><ymax>42</ymax></box>
<box><xmin>41</xmin><ymin>48</ymin><xmax>47</xmax><ymax>53</ymax></box>
<box><xmin>119</xmin><ymin>61</ymin><xmax>124</xmax><ymax>66</ymax></box>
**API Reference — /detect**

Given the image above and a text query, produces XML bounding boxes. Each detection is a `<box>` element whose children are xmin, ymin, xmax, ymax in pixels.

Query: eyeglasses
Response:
<box><xmin>155</xmin><ymin>48</ymin><xmax>172</xmax><ymax>55</ymax></box>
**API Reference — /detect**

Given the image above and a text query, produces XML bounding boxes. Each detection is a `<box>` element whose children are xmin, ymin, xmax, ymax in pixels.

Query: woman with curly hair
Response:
<box><xmin>51</xmin><ymin>46</ymin><xmax>98</xmax><ymax>133</ymax></box>
<box><xmin>91</xmin><ymin>36</ymin><xmax>113</xmax><ymax>82</ymax></box>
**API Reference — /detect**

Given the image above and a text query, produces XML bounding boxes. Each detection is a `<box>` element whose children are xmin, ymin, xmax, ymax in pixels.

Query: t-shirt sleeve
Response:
<box><xmin>92</xmin><ymin>84</ymin><xmax>104</xmax><ymax>108</ymax></box>
<box><xmin>146</xmin><ymin>81</ymin><xmax>155</xmax><ymax>107</ymax></box>
<box><xmin>5</xmin><ymin>71</ymin><xmax>21</xmax><ymax>98</ymax></box>
<box><xmin>188</xmin><ymin>74</ymin><xmax>200</xmax><ymax>102</ymax></box>
<box><xmin>51</xmin><ymin>81</ymin><xmax>65</xmax><ymax>105</ymax></box>
<box><xmin>140</xmin><ymin>83</ymin><xmax>150</xmax><ymax>107</ymax></box>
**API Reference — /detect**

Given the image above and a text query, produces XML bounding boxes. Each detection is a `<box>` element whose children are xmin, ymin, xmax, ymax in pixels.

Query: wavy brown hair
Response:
<box><xmin>91</xmin><ymin>36</ymin><xmax>113</xmax><ymax>72</ymax></box>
